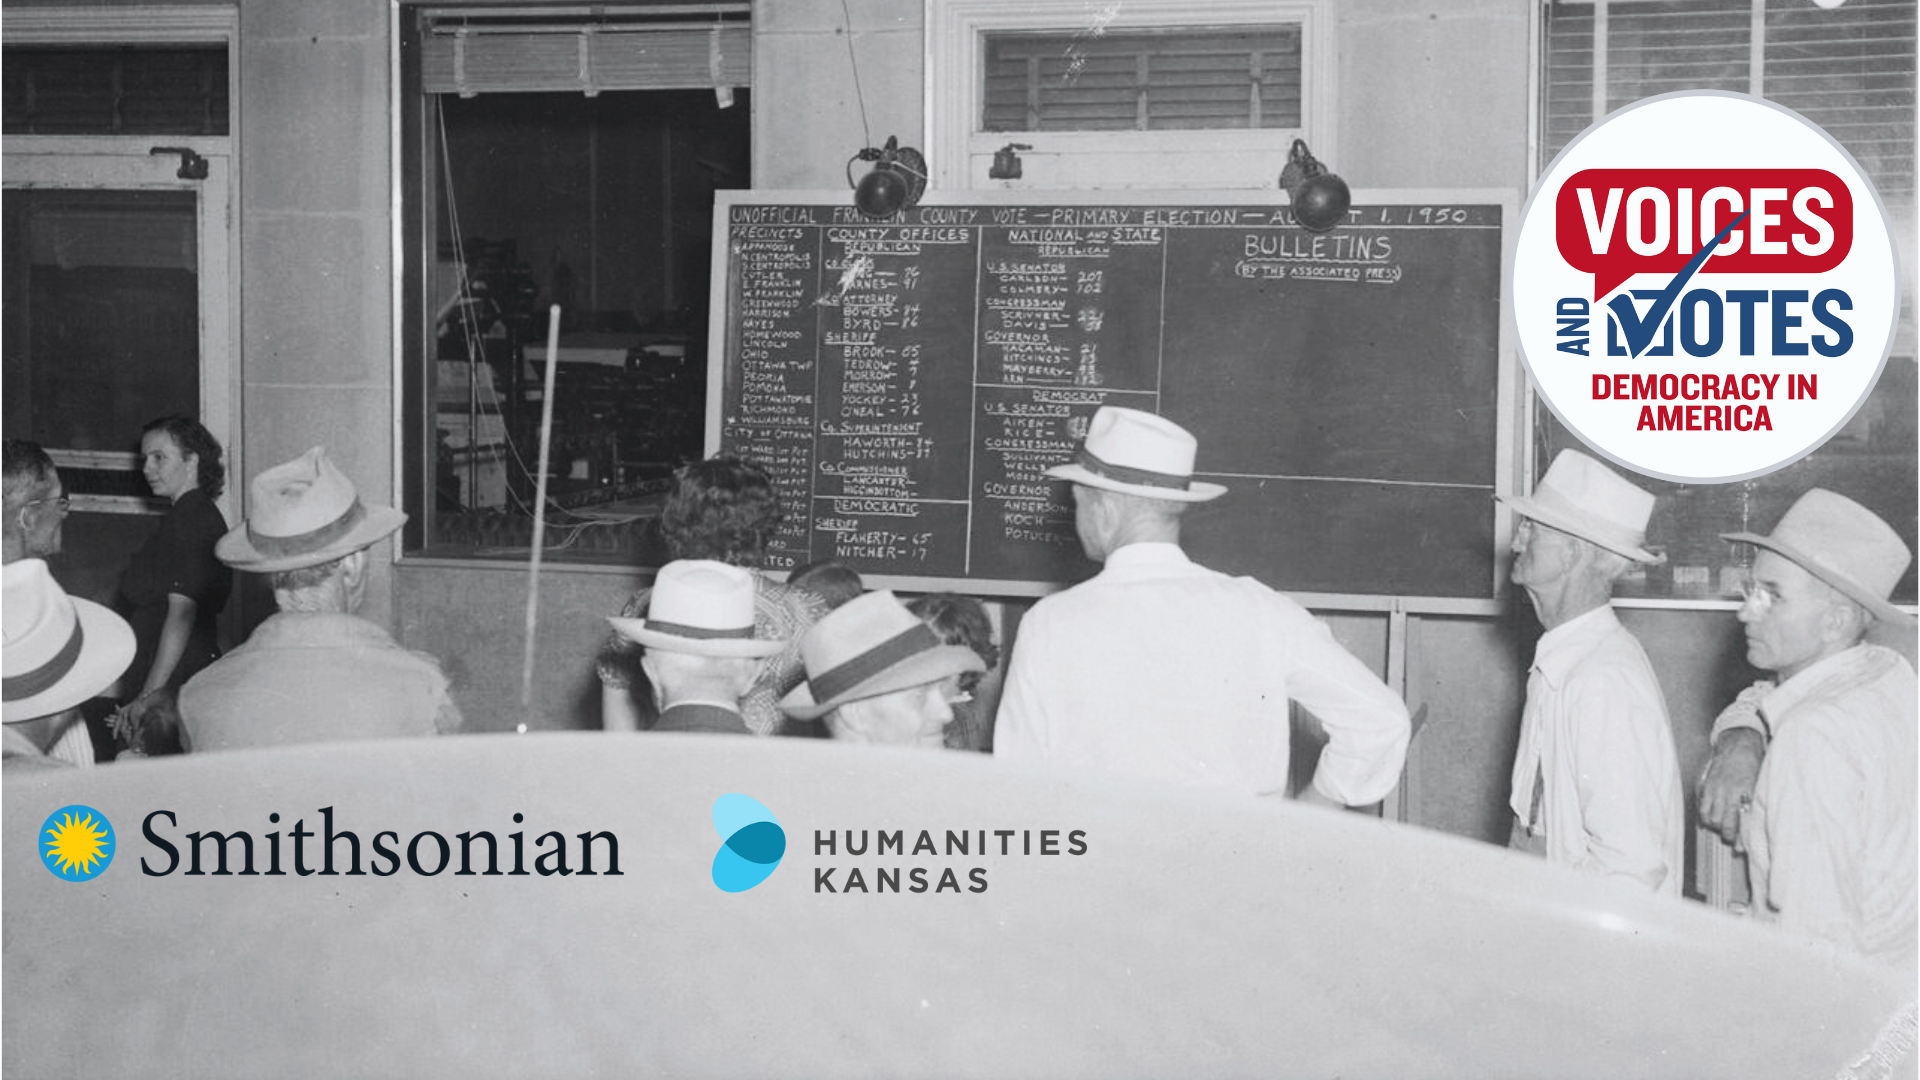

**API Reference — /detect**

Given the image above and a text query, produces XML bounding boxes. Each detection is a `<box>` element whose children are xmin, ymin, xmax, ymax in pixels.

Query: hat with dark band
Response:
<box><xmin>780</xmin><ymin>590</ymin><xmax>984</xmax><ymax>721</ymax></box>
<box><xmin>4</xmin><ymin>559</ymin><xmax>135</xmax><ymax>723</ymax></box>
<box><xmin>217</xmin><ymin>448</ymin><xmax>408</xmax><ymax>573</ymax></box>
<box><xmin>609</xmin><ymin>560</ymin><xmax>786</xmax><ymax>659</ymax></box>
<box><xmin>1045</xmin><ymin>406</ymin><xmax>1226</xmax><ymax>503</ymax></box>
<box><xmin>1722</xmin><ymin>488</ymin><xmax>1913</xmax><ymax>625</ymax></box>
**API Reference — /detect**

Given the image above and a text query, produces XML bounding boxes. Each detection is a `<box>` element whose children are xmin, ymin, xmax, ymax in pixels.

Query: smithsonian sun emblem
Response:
<box><xmin>41</xmin><ymin>804</ymin><xmax>115</xmax><ymax>881</ymax></box>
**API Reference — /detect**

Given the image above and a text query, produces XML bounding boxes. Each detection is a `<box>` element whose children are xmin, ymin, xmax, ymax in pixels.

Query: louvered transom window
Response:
<box><xmin>417</xmin><ymin>4</ymin><xmax>749</xmax><ymax>96</ymax></box>
<box><xmin>1543</xmin><ymin>0</ymin><xmax>1916</xmax><ymax>196</ymax></box>
<box><xmin>3</xmin><ymin>46</ymin><xmax>229</xmax><ymax>136</ymax></box>
<box><xmin>982</xmin><ymin>28</ymin><xmax>1302</xmax><ymax>132</ymax></box>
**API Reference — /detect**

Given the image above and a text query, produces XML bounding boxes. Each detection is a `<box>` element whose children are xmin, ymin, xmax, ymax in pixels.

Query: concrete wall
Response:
<box><xmin>234</xmin><ymin>1</ymin><xmax>402</xmax><ymax>630</ymax></box>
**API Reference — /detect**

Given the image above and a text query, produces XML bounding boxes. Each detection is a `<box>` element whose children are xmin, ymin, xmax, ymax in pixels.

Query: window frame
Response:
<box><xmin>3</xmin><ymin>5</ymin><xmax>240</xmax><ymax>519</ymax></box>
<box><xmin>926</xmin><ymin>0</ymin><xmax>1335</xmax><ymax>191</ymax></box>
<box><xmin>392</xmin><ymin>1</ymin><xmax>752</xmax><ymax>563</ymax></box>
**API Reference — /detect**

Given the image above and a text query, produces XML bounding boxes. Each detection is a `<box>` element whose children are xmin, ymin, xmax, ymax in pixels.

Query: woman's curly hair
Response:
<box><xmin>659</xmin><ymin>455</ymin><xmax>781</xmax><ymax>566</ymax></box>
<box><xmin>905</xmin><ymin>592</ymin><xmax>999</xmax><ymax>693</ymax></box>
<box><xmin>141</xmin><ymin>415</ymin><xmax>227</xmax><ymax>500</ymax></box>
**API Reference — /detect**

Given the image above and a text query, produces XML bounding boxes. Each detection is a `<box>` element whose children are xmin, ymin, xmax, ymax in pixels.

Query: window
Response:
<box><xmin>981</xmin><ymin>28</ymin><xmax>1303</xmax><ymax>133</ymax></box>
<box><xmin>3</xmin><ymin>7</ymin><xmax>237</xmax><ymax>616</ymax></box>
<box><xmin>1541</xmin><ymin>0</ymin><xmax>1916</xmax><ymax>198</ymax></box>
<box><xmin>4</xmin><ymin>45</ymin><xmax>229</xmax><ymax>136</ymax></box>
<box><xmin>928</xmin><ymin>0</ymin><xmax>1333</xmax><ymax>190</ymax></box>
<box><xmin>1535</xmin><ymin>0</ymin><xmax>1918</xmax><ymax>605</ymax></box>
<box><xmin>399</xmin><ymin>4</ymin><xmax>750</xmax><ymax>562</ymax></box>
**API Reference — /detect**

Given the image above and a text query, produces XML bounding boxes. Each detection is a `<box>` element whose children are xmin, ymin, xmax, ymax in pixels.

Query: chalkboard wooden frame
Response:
<box><xmin>706</xmin><ymin>188</ymin><xmax>1523</xmax><ymax>615</ymax></box>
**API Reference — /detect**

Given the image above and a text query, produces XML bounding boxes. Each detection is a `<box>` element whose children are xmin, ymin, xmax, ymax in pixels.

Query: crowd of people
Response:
<box><xmin>3</xmin><ymin>404</ymin><xmax>1913</xmax><ymax>971</ymax></box>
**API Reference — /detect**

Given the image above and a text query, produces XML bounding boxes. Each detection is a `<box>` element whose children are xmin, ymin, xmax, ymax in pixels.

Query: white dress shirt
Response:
<box><xmin>1508</xmin><ymin>605</ymin><xmax>1684</xmax><ymax>893</ymax></box>
<box><xmin>995</xmin><ymin>542</ymin><xmax>1410</xmax><ymax>803</ymax></box>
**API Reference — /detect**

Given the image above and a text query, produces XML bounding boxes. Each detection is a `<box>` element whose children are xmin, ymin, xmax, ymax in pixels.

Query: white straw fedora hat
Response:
<box><xmin>1722</xmin><ymin>489</ymin><xmax>1913</xmax><ymax>625</ymax></box>
<box><xmin>1497</xmin><ymin>449</ymin><xmax>1661</xmax><ymax>564</ymax></box>
<box><xmin>217</xmin><ymin>447</ymin><xmax>408</xmax><ymax>572</ymax></box>
<box><xmin>1046</xmin><ymin>406</ymin><xmax>1227</xmax><ymax>503</ymax></box>
<box><xmin>4</xmin><ymin>559</ymin><xmax>135</xmax><ymax>722</ymax></box>
<box><xmin>608</xmin><ymin>560</ymin><xmax>785</xmax><ymax>659</ymax></box>
<box><xmin>780</xmin><ymin>590</ymin><xmax>984</xmax><ymax>721</ymax></box>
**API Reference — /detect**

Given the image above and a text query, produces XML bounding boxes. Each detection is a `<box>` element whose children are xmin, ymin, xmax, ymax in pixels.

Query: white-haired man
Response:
<box><xmin>780</xmin><ymin>590</ymin><xmax>983</xmax><ymax>747</ymax></box>
<box><xmin>608</xmin><ymin>559</ymin><xmax>787</xmax><ymax>734</ymax></box>
<box><xmin>177</xmin><ymin>448</ymin><xmax>462</xmax><ymax>749</ymax></box>
<box><xmin>4</xmin><ymin>439</ymin><xmax>68</xmax><ymax>565</ymax></box>
<box><xmin>1500</xmin><ymin>450</ymin><xmax>1682</xmax><ymax>893</ymax></box>
<box><xmin>995</xmin><ymin>406</ymin><xmax>1409</xmax><ymax>806</ymax></box>
<box><xmin>1711</xmin><ymin>490</ymin><xmax>1916</xmax><ymax>966</ymax></box>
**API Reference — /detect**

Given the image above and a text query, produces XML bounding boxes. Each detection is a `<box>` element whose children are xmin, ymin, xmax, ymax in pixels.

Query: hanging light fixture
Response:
<box><xmin>1279</xmin><ymin>138</ymin><xmax>1351</xmax><ymax>233</ymax></box>
<box><xmin>847</xmin><ymin>136</ymin><xmax>928</xmax><ymax>217</ymax></box>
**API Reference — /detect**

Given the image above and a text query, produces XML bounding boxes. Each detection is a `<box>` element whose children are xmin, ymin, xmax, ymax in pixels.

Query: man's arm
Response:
<box><xmin>1699</xmin><ymin>683</ymin><xmax>1771</xmax><ymax>846</ymax></box>
<box><xmin>1278</xmin><ymin>605</ymin><xmax>1410</xmax><ymax>807</ymax></box>
<box><xmin>431</xmin><ymin>691</ymin><xmax>465</xmax><ymax>736</ymax></box>
<box><xmin>990</xmin><ymin>607</ymin><xmax>1054</xmax><ymax>761</ymax></box>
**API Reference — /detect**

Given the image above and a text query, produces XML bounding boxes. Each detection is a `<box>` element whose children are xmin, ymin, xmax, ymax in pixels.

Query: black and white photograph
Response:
<box><xmin>3</xmin><ymin>1</ymin><xmax>1916</xmax><ymax>1076</ymax></box>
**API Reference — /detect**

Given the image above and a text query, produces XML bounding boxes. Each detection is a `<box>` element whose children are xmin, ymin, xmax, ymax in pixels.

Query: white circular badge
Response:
<box><xmin>1511</xmin><ymin>91</ymin><xmax>1900</xmax><ymax>483</ymax></box>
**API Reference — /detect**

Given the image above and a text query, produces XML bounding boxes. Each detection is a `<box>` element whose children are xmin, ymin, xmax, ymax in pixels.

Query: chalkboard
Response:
<box><xmin>708</xmin><ymin>192</ymin><xmax>1517</xmax><ymax>604</ymax></box>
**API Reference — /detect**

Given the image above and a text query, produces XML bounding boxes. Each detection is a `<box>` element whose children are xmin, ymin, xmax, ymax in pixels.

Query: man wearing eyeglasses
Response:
<box><xmin>1704</xmin><ymin>490</ymin><xmax>1915</xmax><ymax>966</ymax></box>
<box><xmin>4</xmin><ymin>439</ymin><xmax>69</xmax><ymax>565</ymax></box>
<box><xmin>1499</xmin><ymin>450</ymin><xmax>1683</xmax><ymax>894</ymax></box>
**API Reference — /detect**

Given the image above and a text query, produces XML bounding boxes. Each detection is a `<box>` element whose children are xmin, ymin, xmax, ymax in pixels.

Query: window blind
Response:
<box><xmin>2</xmin><ymin>46</ymin><xmax>229</xmax><ymax>136</ymax></box>
<box><xmin>1764</xmin><ymin>0</ymin><xmax>1916</xmax><ymax>197</ymax></box>
<box><xmin>417</xmin><ymin>6</ymin><xmax>750</xmax><ymax>96</ymax></box>
<box><xmin>1543</xmin><ymin>0</ymin><xmax>1915</xmax><ymax>197</ymax></box>
<box><xmin>982</xmin><ymin>28</ymin><xmax>1302</xmax><ymax>132</ymax></box>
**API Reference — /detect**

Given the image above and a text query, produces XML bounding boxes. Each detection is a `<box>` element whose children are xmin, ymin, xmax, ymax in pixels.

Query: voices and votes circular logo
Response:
<box><xmin>1512</xmin><ymin>90</ymin><xmax>1901</xmax><ymax>483</ymax></box>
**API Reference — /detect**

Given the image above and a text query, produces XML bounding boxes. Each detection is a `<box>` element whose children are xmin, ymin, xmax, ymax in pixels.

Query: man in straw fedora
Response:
<box><xmin>1499</xmin><ymin>449</ymin><xmax>1682</xmax><ymax>893</ymax></box>
<box><xmin>995</xmin><ymin>405</ymin><xmax>1408</xmax><ymax>805</ymax></box>
<box><xmin>608</xmin><ymin>559</ymin><xmax>787</xmax><ymax>735</ymax></box>
<box><xmin>176</xmin><ymin>448</ymin><xmax>462</xmax><ymax>750</ymax></box>
<box><xmin>3</xmin><ymin>559</ymin><xmax>135</xmax><ymax>770</ymax></box>
<box><xmin>1704</xmin><ymin>489</ymin><xmax>1915</xmax><ymax>965</ymax></box>
<box><xmin>780</xmin><ymin>590</ymin><xmax>983</xmax><ymax>747</ymax></box>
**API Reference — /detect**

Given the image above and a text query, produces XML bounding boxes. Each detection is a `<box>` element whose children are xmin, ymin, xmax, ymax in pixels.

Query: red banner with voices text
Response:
<box><xmin>1555</xmin><ymin>169</ymin><xmax>1853</xmax><ymax>299</ymax></box>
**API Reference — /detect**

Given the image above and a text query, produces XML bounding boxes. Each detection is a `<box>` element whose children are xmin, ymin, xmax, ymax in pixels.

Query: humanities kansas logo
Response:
<box><xmin>711</xmin><ymin>794</ymin><xmax>784</xmax><ymax>892</ymax></box>
<box><xmin>1511</xmin><ymin>91</ymin><xmax>1900</xmax><ymax>483</ymax></box>
<box><xmin>41</xmin><ymin>804</ymin><xmax>114</xmax><ymax>881</ymax></box>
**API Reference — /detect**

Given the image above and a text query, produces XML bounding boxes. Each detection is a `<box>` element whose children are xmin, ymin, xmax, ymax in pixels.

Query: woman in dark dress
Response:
<box><xmin>112</xmin><ymin>415</ymin><xmax>231</xmax><ymax>753</ymax></box>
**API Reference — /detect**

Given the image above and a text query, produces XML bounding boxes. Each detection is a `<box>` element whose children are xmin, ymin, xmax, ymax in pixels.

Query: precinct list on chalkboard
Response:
<box><xmin>714</xmin><ymin>196</ymin><xmax>1509</xmax><ymax>599</ymax></box>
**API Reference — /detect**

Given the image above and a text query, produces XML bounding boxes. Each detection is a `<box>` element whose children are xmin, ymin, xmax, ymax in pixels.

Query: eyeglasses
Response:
<box><xmin>1738</xmin><ymin>580</ymin><xmax>1778</xmax><ymax>612</ymax></box>
<box><xmin>20</xmin><ymin>494</ymin><xmax>69</xmax><ymax>515</ymax></box>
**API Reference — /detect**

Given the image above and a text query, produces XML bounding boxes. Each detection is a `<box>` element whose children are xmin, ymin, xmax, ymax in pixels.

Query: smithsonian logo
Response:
<box><xmin>40</xmin><ymin>804</ymin><xmax>114</xmax><ymax>881</ymax></box>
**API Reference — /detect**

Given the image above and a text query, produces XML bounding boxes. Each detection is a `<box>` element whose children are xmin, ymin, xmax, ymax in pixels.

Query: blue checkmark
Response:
<box><xmin>1605</xmin><ymin>210</ymin><xmax>1751</xmax><ymax>359</ymax></box>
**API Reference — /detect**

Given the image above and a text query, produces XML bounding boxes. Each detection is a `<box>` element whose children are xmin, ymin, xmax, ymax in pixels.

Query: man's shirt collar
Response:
<box><xmin>1530</xmin><ymin>604</ymin><xmax>1621</xmax><ymax>690</ymax></box>
<box><xmin>1759</xmin><ymin>642</ymin><xmax>1880</xmax><ymax>731</ymax></box>
<box><xmin>1102</xmin><ymin>541</ymin><xmax>1191</xmax><ymax>572</ymax></box>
